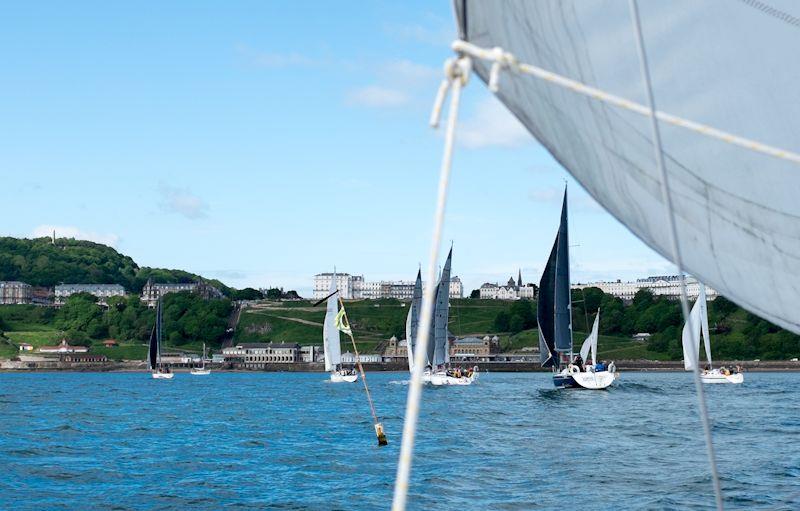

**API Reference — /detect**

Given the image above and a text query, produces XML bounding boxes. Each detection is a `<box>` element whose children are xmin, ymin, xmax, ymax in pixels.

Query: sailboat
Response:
<box><xmin>538</xmin><ymin>189</ymin><xmax>616</xmax><ymax>390</ymax></box>
<box><xmin>682</xmin><ymin>284</ymin><xmax>743</xmax><ymax>384</ymax></box>
<box><xmin>149</xmin><ymin>299</ymin><xmax>174</xmax><ymax>379</ymax></box>
<box><xmin>419</xmin><ymin>248</ymin><xmax>478</xmax><ymax>386</ymax></box>
<box><xmin>190</xmin><ymin>342</ymin><xmax>211</xmax><ymax>376</ymax></box>
<box><xmin>405</xmin><ymin>269</ymin><xmax>422</xmax><ymax>373</ymax></box>
<box><xmin>323</xmin><ymin>271</ymin><xmax>357</xmax><ymax>383</ymax></box>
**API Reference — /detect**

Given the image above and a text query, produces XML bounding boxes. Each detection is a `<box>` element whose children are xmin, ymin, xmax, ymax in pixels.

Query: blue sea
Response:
<box><xmin>0</xmin><ymin>372</ymin><xmax>798</xmax><ymax>510</ymax></box>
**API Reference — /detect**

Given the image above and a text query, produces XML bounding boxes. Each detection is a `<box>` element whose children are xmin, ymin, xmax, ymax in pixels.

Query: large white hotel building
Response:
<box><xmin>572</xmin><ymin>275</ymin><xmax>718</xmax><ymax>301</ymax></box>
<box><xmin>312</xmin><ymin>273</ymin><xmax>463</xmax><ymax>301</ymax></box>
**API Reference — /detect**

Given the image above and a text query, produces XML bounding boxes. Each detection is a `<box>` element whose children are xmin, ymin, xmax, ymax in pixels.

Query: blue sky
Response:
<box><xmin>1</xmin><ymin>1</ymin><xmax>673</xmax><ymax>296</ymax></box>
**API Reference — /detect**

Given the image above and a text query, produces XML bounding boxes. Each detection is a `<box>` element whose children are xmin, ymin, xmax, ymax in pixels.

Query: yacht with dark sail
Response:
<box><xmin>538</xmin><ymin>189</ymin><xmax>616</xmax><ymax>389</ymax></box>
<box><xmin>149</xmin><ymin>299</ymin><xmax>174</xmax><ymax>380</ymax></box>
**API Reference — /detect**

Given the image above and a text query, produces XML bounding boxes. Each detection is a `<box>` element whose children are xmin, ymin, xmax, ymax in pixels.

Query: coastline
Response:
<box><xmin>2</xmin><ymin>359</ymin><xmax>800</xmax><ymax>372</ymax></box>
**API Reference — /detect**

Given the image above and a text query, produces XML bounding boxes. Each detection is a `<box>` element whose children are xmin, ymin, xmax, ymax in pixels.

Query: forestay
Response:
<box><xmin>453</xmin><ymin>0</ymin><xmax>800</xmax><ymax>333</ymax></box>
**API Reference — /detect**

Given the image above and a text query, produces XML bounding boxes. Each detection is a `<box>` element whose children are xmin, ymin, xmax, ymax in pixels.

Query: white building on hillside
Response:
<box><xmin>478</xmin><ymin>271</ymin><xmax>535</xmax><ymax>300</ymax></box>
<box><xmin>572</xmin><ymin>275</ymin><xmax>717</xmax><ymax>301</ymax></box>
<box><xmin>55</xmin><ymin>284</ymin><xmax>126</xmax><ymax>305</ymax></box>
<box><xmin>312</xmin><ymin>273</ymin><xmax>463</xmax><ymax>300</ymax></box>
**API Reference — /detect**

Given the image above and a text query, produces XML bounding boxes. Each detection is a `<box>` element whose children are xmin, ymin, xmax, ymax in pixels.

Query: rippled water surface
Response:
<box><xmin>1</xmin><ymin>372</ymin><xmax>798</xmax><ymax>510</ymax></box>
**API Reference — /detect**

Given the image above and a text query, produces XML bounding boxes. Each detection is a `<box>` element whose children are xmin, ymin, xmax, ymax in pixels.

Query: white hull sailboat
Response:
<box><xmin>323</xmin><ymin>270</ymin><xmax>358</xmax><ymax>383</ymax></box>
<box><xmin>408</xmin><ymin>249</ymin><xmax>476</xmax><ymax>387</ymax></box>
<box><xmin>190</xmin><ymin>342</ymin><xmax>211</xmax><ymax>376</ymax></box>
<box><xmin>539</xmin><ymin>189</ymin><xmax>617</xmax><ymax>390</ymax></box>
<box><xmin>683</xmin><ymin>284</ymin><xmax>743</xmax><ymax>385</ymax></box>
<box><xmin>149</xmin><ymin>298</ymin><xmax>174</xmax><ymax>380</ymax></box>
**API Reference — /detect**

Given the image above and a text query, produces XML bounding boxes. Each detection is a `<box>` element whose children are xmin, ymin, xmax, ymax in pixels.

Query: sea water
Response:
<box><xmin>0</xmin><ymin>372</ymin><xmax>797</xmax><ymax>510</ymax></box>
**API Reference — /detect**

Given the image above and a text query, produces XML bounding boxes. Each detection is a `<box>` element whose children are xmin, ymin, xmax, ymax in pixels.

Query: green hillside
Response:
<box><xmin>0</xmin><ymin>236</ymin><xmax>232</xmax><ymax>295</ymax></box>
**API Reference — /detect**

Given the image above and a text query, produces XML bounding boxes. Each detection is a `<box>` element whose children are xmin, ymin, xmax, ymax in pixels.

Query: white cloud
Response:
<box><xmin>378</xmin><ymin>59</ymin><xmax>439</xmax><ymax>87</ymax></box>
<box><xmin>31</xmin><ymin>225</ymin><xmax>120</xmax><ymax>247</ymax></box>
<box><xmin>458</xmin><ymin>97</ymin><xmax>531</xmax><ymax>149</ymax></box>
<box><xmin>345</xmin><ymin>86</ymin><xmax>408</xmax><ymax>108</ymax></box>
<box><xmin>158</xmin><ymin>184</ymin><xmax>209</xmax><ymax>220</ymax></box>
<box><xmin>383</xmin><ymin>20</ymin><xmax>454</xmax><ymax>46</ymax></box>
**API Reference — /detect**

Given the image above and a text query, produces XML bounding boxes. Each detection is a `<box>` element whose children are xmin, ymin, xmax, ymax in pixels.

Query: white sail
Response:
<box><xmin>323</xmin><ymin>272</ymin><xmax>341</xmax><ymax>372</ymax></box>
<box><xmin>699</xmin><ymin>284</ymin><xmax>712</xmax><ymax>368</ymax></box>
<box><xmin>453</xmin><ymin>1</ymin><xmax>800</xmax><ymax>334</ymax></box>
<box><xmin>405</xmin><ymin>302</ymin><xmax>415</xmax><ymax>372</ymax></box>
<box><xmin>580</xmin><ymin>310</ymin><xmax>599</xmax><ymax>366</ymax></box>
<box><xmin>682</xmin><ymin>297</ymin><xmax>703</xmax><ymax>371</ymax></box>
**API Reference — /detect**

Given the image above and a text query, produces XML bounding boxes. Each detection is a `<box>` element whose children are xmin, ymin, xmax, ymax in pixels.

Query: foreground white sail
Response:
<box><xmin>682</xmin><ymin>285</ymin><xmax>743</xmax><ymax>384</ymax></box>
<box><xmin>323</xmin><ymin>271</ymin><xmax>357</xmax><ymax>383</ymax></box>
<box><xmin>452</xmin><ymin>1</ymin><xmax>800</xmax><ymax>335</ymax></box>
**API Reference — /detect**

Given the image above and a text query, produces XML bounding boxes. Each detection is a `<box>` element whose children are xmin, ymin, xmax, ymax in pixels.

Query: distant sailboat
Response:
<box><xmin>405</xmin><ymin>269</ymin><xmax>422</xmax><ymax>373</ymax></box>
<box><xmin>682</xmin><ymin>284</ymin><xmax>743</xmax><ymax>384</ymax></box>
<box><xmin>419</xmin><ymin>248</ymin><xmax>478</xmax><ymax>386</ymax></box>
<box><xmin>324</xmin><ymin>271</ymin><xmax>357</xmax><ymax>383</ymax></box>
<box><xmin>538</xmin><ymin>189</ymin><xmax>616</xmax><ymax>389</ymax></box>
<box><xmin>149</xmin><ymin>299</ymin><xmax>174</xmax><ymax>379</ymax></box>
<box><xmin>191</xmin><ymin>342</ymin><xmax>211</xmax><ymax>376</ymax></box>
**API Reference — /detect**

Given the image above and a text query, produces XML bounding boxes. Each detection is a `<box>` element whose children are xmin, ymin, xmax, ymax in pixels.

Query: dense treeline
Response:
<box><xmin>0</xmin><ymin>237</ymin><xmax>232</xmax><ymax>295</ymax></box>
<box><xmin>496</xmin><ymin>287</ymin><xmax>800</xmax><ymax>360</ymax></box>
<box><xmin>2</xmin><ymin>292</ymin><xmax>232</xmax><ymax>347</ymax></box>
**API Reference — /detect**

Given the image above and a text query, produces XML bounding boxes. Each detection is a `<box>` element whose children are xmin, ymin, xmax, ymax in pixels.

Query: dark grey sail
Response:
<box><xmin>537</xmin><ymin>189</ymin><xmax>571</xmax><ymax>367</ymax></box>
<box><xmin>425</xmin><ymin>284</ymin><xmax>438</xmax><ymax>368</ymax></box>
<box><xmin>537</xmin><ymin>236</ymin><xmax>558</xmax><ymax>367</ymax></box>
<box><xmin>148</xmin><ymin>300</ymin><xmax>161</xmax><ymax>370</ymax></box>
<box><xmin>433</xmin><ymin>248</ymin><xmax>453</xmax><ymax>367</ymax></box>
<box><xmin>553</xmin><ymin>190</ymin><xmax>572</xmax><ymax>357</ymax></box>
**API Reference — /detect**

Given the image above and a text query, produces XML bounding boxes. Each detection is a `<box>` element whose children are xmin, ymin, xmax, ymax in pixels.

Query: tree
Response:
<box><xmin>509</xmin><ymin>300</ymin><xmax>535</xmax><ymax>329</ymax></box>
<box><xmin>494</xmin><ymin>311</ymin><xmax>510</xmax><ymax>332</ymax></box>
<box><xmin>469</xmin><ymin>289</ymin><xmax>480</xmax><ymax>299</ymax></box>
<box><xmin>230</xmin><ymin>287</ymin><xmax>264</xmax><ymax>301</ymax></box>
<box><xmin>509</xmin><ymin>314</ymin><xmax>525</xmax><ymax>334</ymax></box>
<box><xmin>265</xmin><ymin>288</ymin><xmax>283</xmax><ymax>300</ymax></box>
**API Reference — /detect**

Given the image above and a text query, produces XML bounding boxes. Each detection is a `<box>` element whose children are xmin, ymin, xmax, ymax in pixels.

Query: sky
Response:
<box><xmin>0</xmin><ymin>1</ymin><xmax>675</xmax><ymax>296</ymax></box>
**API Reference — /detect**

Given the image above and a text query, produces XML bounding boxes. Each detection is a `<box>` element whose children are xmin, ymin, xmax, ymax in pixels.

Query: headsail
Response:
<box><xmin>323</xmin><ymin>272</ymin><xmax>342</xmax><ymax>372</ymax></box>
<box><xmin>453</xmin><ymin>1</ymin><xmax>800</xmax><ymax>334</ymax></box>
<box><xmin>405</xmin><ymin>270</ymin><xmax>422</xmax><ymax>372</ymax></box>
<box><xmin>537</xmin><ymin>234</ymin><xmax>558</xmax><ymax>367</ymax></box>
<box><xmin>699</xmin><ymin>284</ymin><xmax>712</xmax><ymax>368</ymax></box>
<box><xmin>682</xmin><ymin>296</ymin><xmax>703</xmax><ymax>371</ymax></box>
<box><xmin>433</xmin><ymin>248</ymin><xmax>452</xmax><ymax>367</ymax></box>
<box><xmin>580</xmin><ymin>310</ymin><xmax>600</xmax><ymax>366</ymax></box>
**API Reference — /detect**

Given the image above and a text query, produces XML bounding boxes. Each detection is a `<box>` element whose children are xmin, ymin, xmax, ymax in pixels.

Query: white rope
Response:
<box><xmin>629</xmin><ymin>1</ymin><xmax>724</xmax><ymax>509</ymax></box>
<box><xmin>451</xmin><ymin>39</ymin><xmax>800</xmax><ymax>166</ymax></box>
<box><xmin>391</xmin><ymin>54</ymin><xmax>471</xmax><ymax>511</ymax></box>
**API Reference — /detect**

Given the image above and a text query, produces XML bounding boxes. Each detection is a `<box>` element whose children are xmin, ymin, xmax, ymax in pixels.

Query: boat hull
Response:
<box><xmin>423</xmin><ymin>369</ymin><xmax>478</xmax><ymax>386</ymax></box>
<box><xmin>701</xmin><ymin>369</ymin><xmax>743</xmax><ymax>384</ymax></box>
<box><xmin>554</xmin><ymin>365</ymin><xmax>617</xmax><ymax>389</ymax></box>
<box><xmin>152</xmin><ymin>371</ymin><xmax>174</xmax><ymax>380</ymax></box>
<box><xmin>190</xmin><ymin>369</ymin><xmax>211</xmax><ymax>375</ymax></box>
<box><xmin>330</xmin><ymin>372</ymin><xmax>358</xmax><ymax>383</ymax></box>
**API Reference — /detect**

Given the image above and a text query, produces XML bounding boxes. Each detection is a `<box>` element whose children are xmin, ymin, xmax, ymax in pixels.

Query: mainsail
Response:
<box><xmin>433</xmin><ymin>248</ymin><xmax>452</xmax><ymax>367</ymax></box>
<box><xmin>537</xmin><ymin>190</ymin><xmax>571</xmax><ymax>367</ymax></box>
<box><xmin>405</xmin><ymin>270</ymin><xmax>422</xmax><ymax>372</ymax></box>
<box><xmin>580</xmin><ymin>310</ymin><xmax>600</xmax><ymax>367</ymax></box>
<box><xmin>453</xmin><ymin>1</ymin><xmax>800</xmax><ymax>334</ymax></box>
<box><xmin>323</xmin><ymin>272</ymin><xmax>341</xmax><ymax>372</ymax></box>
<box><xmin>148</xmin><ymin>300</ymin><xmax>160</xmax><ymax>371</ymax></box>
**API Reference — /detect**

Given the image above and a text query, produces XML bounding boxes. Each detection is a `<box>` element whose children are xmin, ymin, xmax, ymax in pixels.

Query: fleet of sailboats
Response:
<box><xmin>149</xmin><ymin>299</ymin><xmax>174</xmax><ymax>380</ymax></box>
<box><xmin>323</xmin><ymin>271</ymin><xmax>358</xmax><ymax>383</ymax></box>
<box><xmin>682</xmin><ymin>284</ymin><xmax>743</xmax><ymax>384</ymax></box>
<box><xmin>537</xmin><ymin>189</ymin><xmax>617</xmax><ymax>390</ymax></box>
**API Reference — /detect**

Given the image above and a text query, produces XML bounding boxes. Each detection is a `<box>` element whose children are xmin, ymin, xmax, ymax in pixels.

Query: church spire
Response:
<box><xmin>517</xmin><ymin>268</ymin><xmax>522</xmax><ymax>288</ymax></box>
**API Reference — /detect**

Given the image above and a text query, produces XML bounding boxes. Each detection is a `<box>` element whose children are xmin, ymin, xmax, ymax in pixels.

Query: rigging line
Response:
<box><xmin>391</xmin><ymin>55</ymin><xmax>471</xmax><ymax>511</ymax></box>
<box><xmin>450</xmin><ymin>39</ymin><xmax>800</xmax><ymax>166</ymax></box>
<box><xmin>629</xmin><ymin>1</ymin><xmax>724</xmax><ymax>510</ymax></box>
